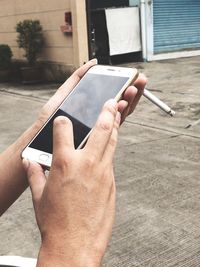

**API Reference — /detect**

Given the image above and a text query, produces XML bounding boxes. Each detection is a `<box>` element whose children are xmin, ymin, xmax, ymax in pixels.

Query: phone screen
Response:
<box><xmin>29</xmin><ymin>73</ymin><xmax>130</xmax><ymax>153</ymax></box>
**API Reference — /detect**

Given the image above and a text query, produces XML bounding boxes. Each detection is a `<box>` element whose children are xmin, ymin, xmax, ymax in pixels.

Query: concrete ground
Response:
<box><xmin>0</xmin><ymin>56</ymin><xmax>200</xmax><ymax>266</ymax></box>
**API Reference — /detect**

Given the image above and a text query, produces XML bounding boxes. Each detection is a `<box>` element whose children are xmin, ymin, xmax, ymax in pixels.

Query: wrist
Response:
<box><xmin>37</xmin><ymin>239</ymin><xmax>102</xmax><ymax>267</ymax></box>
<box><xmin>0</xmin><ymin>120</ymin><xmax>44</xmax><ymax>215</ymax></box>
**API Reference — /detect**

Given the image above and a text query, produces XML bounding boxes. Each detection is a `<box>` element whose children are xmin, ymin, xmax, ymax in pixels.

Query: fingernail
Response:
<box><xmin>90</xmin><ymin>58</ymin><xmax>98</xmax><ymax>64</ymax></box>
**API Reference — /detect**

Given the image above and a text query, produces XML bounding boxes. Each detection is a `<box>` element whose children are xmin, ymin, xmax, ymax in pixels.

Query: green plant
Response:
<box><xmin>16</xmin><ymin>20</ymin><xmax>44</xmax><ymax>65</ymax></box>
<box><xmin>0</xmin><ymin>44</ymin><xmax>13</xmax><ymax>70</ymax></box>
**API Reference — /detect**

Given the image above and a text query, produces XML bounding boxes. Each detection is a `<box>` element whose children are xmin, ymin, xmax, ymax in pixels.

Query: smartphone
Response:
<box><xmin>22</xmin><ymin>65</ymin><xmax>138</xmax><ymax>168</ymax></box>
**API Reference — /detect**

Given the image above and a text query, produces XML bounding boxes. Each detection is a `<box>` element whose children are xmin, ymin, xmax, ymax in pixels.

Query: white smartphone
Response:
<box><xmin>22</xmin><ymin>65</ymin><xmax>138</xmax><ymax>168</ymax></box>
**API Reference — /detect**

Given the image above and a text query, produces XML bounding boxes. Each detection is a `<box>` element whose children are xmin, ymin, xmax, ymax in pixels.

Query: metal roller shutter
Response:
<box><xmin>153</xmin><ymin>0</ymin><xmax>200</xmax><ymax>53</ymax></box>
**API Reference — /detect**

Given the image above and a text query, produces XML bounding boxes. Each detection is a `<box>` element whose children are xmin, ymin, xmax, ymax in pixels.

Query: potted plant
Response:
<box><xmin>16</xmin><ymin>19</ymin><xmax>44</xmax><ymax>83</ymax></box>
<box><xmin>0</xmin><ymin>44</ymin><xmax>13</xmax><ymax>82</ymax></box>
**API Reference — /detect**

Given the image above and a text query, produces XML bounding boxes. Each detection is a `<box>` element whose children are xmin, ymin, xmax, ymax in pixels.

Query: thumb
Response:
<box><xmin>23</xmin><ymin>159</ymin><xmax>46</xmax><ymax>209</ymax></box>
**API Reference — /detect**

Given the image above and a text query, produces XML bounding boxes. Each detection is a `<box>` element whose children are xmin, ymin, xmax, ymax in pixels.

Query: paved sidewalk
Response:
<box><xmin>0</xmin><ymin>56</ymin><xmax>200</xmax><ymax>266</ymax></box>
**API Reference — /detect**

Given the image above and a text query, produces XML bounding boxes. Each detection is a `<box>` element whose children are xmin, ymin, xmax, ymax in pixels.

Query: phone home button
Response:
<box><xmin>39</xmin><ymin>154</ymin><xmax>49</xmax><ymax>162</ymax></box>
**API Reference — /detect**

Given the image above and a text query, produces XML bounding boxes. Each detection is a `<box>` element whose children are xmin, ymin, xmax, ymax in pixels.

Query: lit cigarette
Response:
<box><xmin>143</xmin><ymin>88</ymin><xmax>175</xmax><ymax>116</ymax></box>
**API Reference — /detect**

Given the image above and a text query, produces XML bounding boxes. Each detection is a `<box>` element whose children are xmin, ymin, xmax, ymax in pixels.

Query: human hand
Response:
<box><xmin>23</xmin><ymin>99</ymin><xmax>121</xmax><ymax>267</ymax></box>
<box><xmin>37</xmin><ymin>59</ymin><xmax>146</xmax><ymax>127</ymax></box>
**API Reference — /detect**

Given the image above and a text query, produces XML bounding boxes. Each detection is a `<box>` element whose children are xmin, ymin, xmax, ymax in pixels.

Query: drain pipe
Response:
<box><xmin>140</xmin><ymin>0</ymin><xmax>147</xmax><ymax>61</ymax></box>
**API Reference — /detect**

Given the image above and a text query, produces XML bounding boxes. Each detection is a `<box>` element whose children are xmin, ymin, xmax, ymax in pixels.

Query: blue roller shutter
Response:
<box><xmin>153</xmin><ymin>0</ymin><xmax>200</xmax><ymax>53</ymax></box>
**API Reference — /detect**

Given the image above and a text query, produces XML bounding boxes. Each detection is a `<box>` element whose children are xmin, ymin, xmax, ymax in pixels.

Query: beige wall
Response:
<box><xmin>70</xmin><ymin>0</ymin><xmax>89</xmax><ymax>67</ymax></box>
<box><xmin>0</xmin><ymin>0</ymin><xmax>89</xmax><ymax>79</ymax></box>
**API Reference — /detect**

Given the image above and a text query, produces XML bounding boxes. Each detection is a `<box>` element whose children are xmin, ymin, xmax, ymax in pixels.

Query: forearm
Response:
<box><xmin>0</xmin><ymin>120</ymin><xmax>42</xmax><ymax>215</ymax></box>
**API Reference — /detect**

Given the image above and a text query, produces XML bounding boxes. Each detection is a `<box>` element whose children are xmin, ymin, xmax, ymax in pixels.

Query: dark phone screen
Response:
<box><xmin>30</xmin><ymin>73</ymin><xmax>129</xmax><ymax>153</ymax></box>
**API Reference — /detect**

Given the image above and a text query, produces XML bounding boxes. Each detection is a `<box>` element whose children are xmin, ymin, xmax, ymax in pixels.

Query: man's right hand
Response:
<box><xmin>23</xmin><ymin>99</ymin><xmax>121</xmax><ymax>267</ymax></box>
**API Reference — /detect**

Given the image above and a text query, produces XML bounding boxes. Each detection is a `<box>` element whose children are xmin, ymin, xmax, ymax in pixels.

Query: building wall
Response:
<box><xmin>144</xmin><ymin>0</ymin><xmax>200</xmax><ymax>61</ymax></box>
<box><xmin>0</xmin><ymin>0</ymin><xmax>89</xmax><ymax>80</ymax></box>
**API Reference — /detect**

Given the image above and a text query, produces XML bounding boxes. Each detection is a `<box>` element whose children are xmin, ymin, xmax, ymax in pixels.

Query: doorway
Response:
<box><xmin>86</xmin><ymin>0</ymin><xmax>142</xmax><ymax>64</ymax></box>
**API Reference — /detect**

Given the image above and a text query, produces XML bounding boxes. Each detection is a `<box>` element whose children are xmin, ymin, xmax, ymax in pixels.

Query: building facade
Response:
<box><xmin>0</xmin><ymin>0</ymin><xmax>199</xmax><ymax>80</ymax></box>
<box><xmin>143</xmin><ymin>0</ymin><xmax>200</xmax><ymax>61</ymax></box>
<box><xmin>0</xmin><ymin>0</ymin><xmax>89</xmax><ymax>80</ymax></box>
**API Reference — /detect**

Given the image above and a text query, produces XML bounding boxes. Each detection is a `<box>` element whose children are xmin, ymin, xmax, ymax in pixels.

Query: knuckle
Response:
<box><xmin>114</xmin><ymin>118</ymin><xmax>120</xmax><ymax>129</ymax></box>
<box><xmin>84</xmin><ymin>155</ymin><xmax>96</xmax><ymax>169</ymax></box>
<box><xmin>104</xmin><ymin>102</ymin><xmax>117</xmax><ymax>116</ymax></box>
<box><xmin>109</xmin><ymin>131</ymin><xmax>118</xmax><ymax>147</ymax></box>
<box><xmin>97</xmin><ymin>120</ymin><xmax>112</xmax><ymax>132</ymax></box>
<box><xmin>52</xmin><ymin>155</ymin><xmax>70</xmax><ymax>173</ymax></box>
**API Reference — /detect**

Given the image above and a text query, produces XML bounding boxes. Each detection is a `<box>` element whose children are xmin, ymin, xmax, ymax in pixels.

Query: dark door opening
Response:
<box><xmin>86</xmin><ymin>0</ymin><xmax>142</xmax><ymax>64</ymax></box>
<box><xmin>90</xmin><ymin>9</ymin><xmax>110</xmax><ymax>64</ymax></box>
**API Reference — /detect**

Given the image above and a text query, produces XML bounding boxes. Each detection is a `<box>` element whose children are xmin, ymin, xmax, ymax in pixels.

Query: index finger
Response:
<box><xmin>128</xmin><ymin>73</ymin><xmax>147</xmax><ymax>114</ymax></box>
